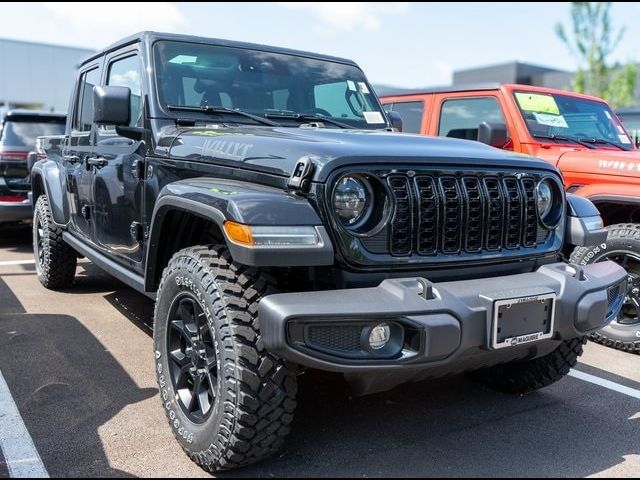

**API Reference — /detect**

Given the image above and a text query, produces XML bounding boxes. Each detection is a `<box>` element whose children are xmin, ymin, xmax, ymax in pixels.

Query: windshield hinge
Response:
<box><xmin>130</xmin><ymin>221</ymin><xmax>145</xmax><ymax>243</ymax></box>
<box><xmin>132</xmin><ymin>159</ymin><xmax>146</xmax><ymax>181</ymax></box>
<box><xmin>288</xmin><ymin>156</ymin><xmax>315</xmax><ymax>192</ymax></box>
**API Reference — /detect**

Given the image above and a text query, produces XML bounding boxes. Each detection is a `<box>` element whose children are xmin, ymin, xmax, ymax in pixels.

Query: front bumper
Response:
<box><xmin>260</xmin><ymin>261</ymin><xmax>626</xmax><ymax>377</ymax></box>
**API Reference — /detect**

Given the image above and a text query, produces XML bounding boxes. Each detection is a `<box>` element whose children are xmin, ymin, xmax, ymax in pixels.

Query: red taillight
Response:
<box><xmin>0</xmin><ymin>196</ymin><xmax>26</xmax><ymax>203</ymax></box>
<box><xmin>0</xmin><ymin>151</ymin><xmax>28</xmax><ymax>161</ymax></box>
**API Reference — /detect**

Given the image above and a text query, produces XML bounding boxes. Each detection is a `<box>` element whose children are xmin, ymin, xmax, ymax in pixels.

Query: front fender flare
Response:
<box><xmin>145</xmin><ymin>179</ymin><xmax>334</xmax><ymax>291</ymax></box>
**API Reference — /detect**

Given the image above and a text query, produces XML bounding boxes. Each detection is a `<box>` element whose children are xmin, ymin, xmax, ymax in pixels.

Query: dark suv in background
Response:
<box><xmin>0</xmin><ymin>110</ymin><xmax>66</xmax><ymax>223</ymax></box>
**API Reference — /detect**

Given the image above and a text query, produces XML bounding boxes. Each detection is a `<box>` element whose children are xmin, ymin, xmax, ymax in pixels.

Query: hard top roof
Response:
<box><xmin>81</xmin><ymin>31</ymin><xmax>358</xmax><ymax>67</ymax></box>
<box><xmin>381</xmin><ymin>83</ymin><xmax>610</xmax><ymax>104</ymax></box>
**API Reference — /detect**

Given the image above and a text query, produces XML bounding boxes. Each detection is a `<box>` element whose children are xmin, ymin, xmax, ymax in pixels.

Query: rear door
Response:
<box><xmin>63</xmin><ymin>64</ymin><xmax>101</xmax><ymax>239</ymax></box>
<box><xmin>91</xmin><ymin>48</ymin><xmax>145</xmax><ymax>265</ymax></box>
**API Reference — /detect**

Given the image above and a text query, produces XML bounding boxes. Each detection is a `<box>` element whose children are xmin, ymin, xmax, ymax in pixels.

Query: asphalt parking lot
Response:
<box><xmin>0</xmin><ymin>224</ymin><xmax>639</xmax><ymax>478</ymax></box>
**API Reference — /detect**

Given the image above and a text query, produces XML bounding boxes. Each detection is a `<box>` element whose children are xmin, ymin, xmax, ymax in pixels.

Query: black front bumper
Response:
<box><xmin>260</xmin><ymin>261</ymin><xmax>626</xmax><ymax>380</ymax></box>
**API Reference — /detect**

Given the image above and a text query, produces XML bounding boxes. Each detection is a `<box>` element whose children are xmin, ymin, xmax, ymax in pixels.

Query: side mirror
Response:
<box><xmin>93</xmin><ymin>85</ymin><xmax>130</xmax><ymax>126</ymax></box>
<box><xmin>477</xmin><ymin>121</ymin><xmax>508</xmax><ymax>148</ymax></box>
<box><xmin>386</xmin><ymin>110</ymin><xmax>403</xmax><ymax>132</ymax></box>
<box><xmin>26</xmin><ymin>151</ymin><xmax>37</xmax><ymax>172</ymax></box>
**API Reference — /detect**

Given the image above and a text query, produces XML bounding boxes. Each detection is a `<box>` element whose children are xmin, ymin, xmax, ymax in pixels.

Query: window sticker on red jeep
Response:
<box><xmin>515</xmin><ymin>92</ymin><xmax>560</xmax><ymax>115</ymax></box>
<box><xmin>533</xmin><ymin>112</ymin><xmax>568</xmax><ymax>128</ymax></box>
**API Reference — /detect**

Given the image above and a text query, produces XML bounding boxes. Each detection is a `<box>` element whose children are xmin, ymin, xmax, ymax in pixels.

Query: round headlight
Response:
<box><xmin>536</xmin><ymin>179</ymin><xmax>553</xmax><ymax>219</ymax></box>
<box><xmin>333</xmin><ymin>176</ymin><xmax>370</xmax><ymax>226</ymax></box>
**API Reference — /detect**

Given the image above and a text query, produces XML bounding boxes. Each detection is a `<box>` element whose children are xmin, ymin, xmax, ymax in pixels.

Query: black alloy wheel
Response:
<box><xmin>597</xmin><ymin>252</ymin><xmax>640</xmax><ymax>326</ymax></box>
<box><xmin>167</xmin><ymin>294</ymin><xmax>219</xmax><ymax>424</ymax></box>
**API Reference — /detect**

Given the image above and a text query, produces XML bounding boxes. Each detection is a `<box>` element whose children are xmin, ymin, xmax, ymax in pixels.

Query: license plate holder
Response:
<box><xmin>491</xmin><ymin>293</ymin><xmax>556</xmax><ymax>350</ymax></box>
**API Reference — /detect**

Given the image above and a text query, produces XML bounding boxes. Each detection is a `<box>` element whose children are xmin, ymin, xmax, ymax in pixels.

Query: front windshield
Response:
<box><xmin>153</xmin><ymin>40</ymin><xmax>387</xmax><ymax>129</ymax></box>
<box><xmin>617</xmin><ymin>112</ymin><xmax>640</xmax><ymax>146</ymax></box>
<box><xmin>514</xmin><ymin>91</ymin><xmax>633</xmax><ymax>150</ymax></box>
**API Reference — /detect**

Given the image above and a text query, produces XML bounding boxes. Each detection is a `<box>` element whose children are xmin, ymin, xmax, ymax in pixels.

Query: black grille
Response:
<box><xmin>503</xmin><ymin>177</ymin><xmax>523</xmax><ymax>248</ymax></box>
<box><xmin>415</xmin><ymin>176</ymin><xmax>439</xmax><ymax>255</ymax></box>
<box><xmin>521</xmin><ymin>178</ymin><xmax>538</xmax><ymax>247</ymax></box>
<box><xmin>307</xmin><ymin>325</ymin><xmax>362</xmax><ymax>353</ymax></box>
<box><xmin>439</xmin><ymin>176</ymin><xmax>463</xmax><ymax>254</ymax></box>
<box><xmin>388</xmin><ymin>176</ymin><xmax>412</xmax><ymax>256</ymax></box>
<box><xmin>483</xmin><ymin>177</ymin><xmax>504</xmax><ymax>251</ymax></box>
<box><xmin>462</xmin><ymin>177</ymin><xmax>484</xmax><ymax>252</ymax></box>
<box><xmin>385</xmin><ymin>173</ymin><xmax>544</xmax><ymax>257</ymax></box>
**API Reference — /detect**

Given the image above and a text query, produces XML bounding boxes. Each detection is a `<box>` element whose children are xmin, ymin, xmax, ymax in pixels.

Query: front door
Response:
<box><xmin>63</xmin><ymin>66</ymin><xmax>101</xmax><ymax>239</ymax></box>
<box><xmin>92</xmin><ymin>52</ymin><xmax>145</xmax><ymax>265</ymax></box>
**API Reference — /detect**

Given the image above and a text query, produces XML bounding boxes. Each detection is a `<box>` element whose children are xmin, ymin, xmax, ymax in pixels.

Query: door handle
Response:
<box><xmin>85</xmin><ymin>157</ymin><xmax>108</xmax><ymax>169</ymax></box>
<box><xmin>63</xmin><ymin>155</ymin><xmax>82</xmax><ymax>163</ymax></box>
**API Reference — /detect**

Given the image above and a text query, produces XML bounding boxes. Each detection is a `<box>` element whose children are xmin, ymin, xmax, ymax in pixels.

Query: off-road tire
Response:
<box><xmin>470</xmin><ymin>337</ymin><xmax>586</xmax><ymax>394</ymax></box>
<box><xmin>153</xmin><ymin>245</ymin><xmax>297</xmax><ymax>472</ymax></box>
<box><xmin>33</xmin><ymin>195</ymin><xmax>77</xmax><ymax>289</ymax></box>
<box><xmin>570</xmin><ymin>223</ymin><xmax>640</xmax><ymax>354</ymax></box>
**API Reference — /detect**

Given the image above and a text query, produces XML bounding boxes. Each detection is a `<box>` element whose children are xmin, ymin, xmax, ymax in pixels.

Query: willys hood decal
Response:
<box><xmin>166</xmin><ymin>126</ymin><xmax>558</xmax><ymax>182</ymax></box>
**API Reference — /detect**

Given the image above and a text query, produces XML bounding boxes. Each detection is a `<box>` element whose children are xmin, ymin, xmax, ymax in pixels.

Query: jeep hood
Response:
<box><xmin>558</xmin><ymin>149</ymin><xmax>640</xmax><ymax>178</ymax></box>
<box><xmin>167</xmin><ymin>126</ymin><xmax>557</xmax><ymax>182</ymax></box>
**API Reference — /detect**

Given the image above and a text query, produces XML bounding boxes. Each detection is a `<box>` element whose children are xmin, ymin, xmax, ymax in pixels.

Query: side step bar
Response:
<box><xmin>62</xmin><ymin>233</ymin><xmax>155</xmax><ymax>300</ymax></box>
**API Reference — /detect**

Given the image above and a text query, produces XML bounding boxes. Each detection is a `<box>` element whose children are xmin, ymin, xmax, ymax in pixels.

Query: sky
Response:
<box><xmin>2</xmin><ymin>2</ymin><xmax>639</xmax><ymax>88</ymax></box>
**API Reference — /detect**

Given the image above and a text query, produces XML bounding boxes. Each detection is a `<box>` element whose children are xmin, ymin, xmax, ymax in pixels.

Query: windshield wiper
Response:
<box><xmin>264</xmin><ymin>110</ymin><xmax>355</xmax><ymax>129</ymax></box>
<box><xmin>166</xmin><ymin>104</ymin><xmax>280</xmax><ymax>127</ymax></box>
<box><xmin>578</xmin><ymin>137</ymin><xmax>629</xmax><ymax>151</ymax></box>
<box><xmin>532</xmin><ymin>134</ymin><xmax>596</xmax><ymax>149</ymax></box>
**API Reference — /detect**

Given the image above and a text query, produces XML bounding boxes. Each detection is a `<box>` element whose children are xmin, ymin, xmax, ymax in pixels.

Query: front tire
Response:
<box><xmin>153</xmin><ymin>245</ymin><xmax>297</xmax><ymax>472</ymax></box>
<box><xmin>33</xmin><ymin>195</ymin><xmax>77</xmax><ymax>289</ymax></box>
<box><xmin>570</xmin><ymin>223</ymin><xmax>640</xmax><ymax>354</ymax></box>
<box><xmin>470</xmin><ymin>337</ymin><xmax>586</xmax><ymax>394</ymax></box>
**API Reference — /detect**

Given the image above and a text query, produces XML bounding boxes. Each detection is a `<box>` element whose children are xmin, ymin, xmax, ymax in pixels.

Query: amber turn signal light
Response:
<box><xmin>224</xmin><ymin>221</ymin><xmax>254</xmax><ymax>246</ymax></box>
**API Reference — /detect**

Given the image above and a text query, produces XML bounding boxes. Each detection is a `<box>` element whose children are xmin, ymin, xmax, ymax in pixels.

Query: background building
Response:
<box><xmin>376</xmin><ymin>60</ymin><xmax>640</xmax><ymax>107</ymax></box>
<box><xmin>0</xmin><ymin>38</ymin><xmax>94</xmax><ymax>113</ymax></box>
<box><xmin>452</xmin><ymin>61</ymin><xmax>574</xmax><ymax>90</ymax></box>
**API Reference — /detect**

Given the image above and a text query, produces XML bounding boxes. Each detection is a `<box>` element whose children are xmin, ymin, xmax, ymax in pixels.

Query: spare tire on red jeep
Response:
<box><xmin>571</xmin><ymin>223</ymin><xmax>640</xmax><ymax>354</ymax></box>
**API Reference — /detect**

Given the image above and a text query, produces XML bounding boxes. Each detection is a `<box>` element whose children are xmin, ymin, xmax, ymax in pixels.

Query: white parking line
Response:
<box><xmin>0</xmin><ymin>260</ymin><xmax>35</xmax><ymax>267</ymax></box>
<box><xmin>0</xmin><ymin>370</ymin><xmax>48</xmax><ymax>478</ymax></box>
<box><xmin>570</xmin><ymin>369</ymin><xmax>640</xmax><ymax>400</ymax></box>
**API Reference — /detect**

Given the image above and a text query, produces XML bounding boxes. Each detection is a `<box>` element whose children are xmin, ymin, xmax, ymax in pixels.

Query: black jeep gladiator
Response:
<box><xmin>33</xmin><ymin>31</ymin><xmax>627</xmax><ymax>472</ymax></box>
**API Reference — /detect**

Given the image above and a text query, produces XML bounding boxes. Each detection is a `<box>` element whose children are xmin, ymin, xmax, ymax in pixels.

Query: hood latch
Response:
<box><xmin>288</xmin><ymin>156</ymin><xmax>315</xmax><ymax>192</ymax></box>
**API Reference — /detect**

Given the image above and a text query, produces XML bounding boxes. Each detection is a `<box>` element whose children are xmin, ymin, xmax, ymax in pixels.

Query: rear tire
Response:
<box><xmin>470</xmin><ymin>337</ymin><xmax>586</xmax><ymax>394</ymax></box>
<box><xmin>570</xmin><ymin>223</ymin><xmax>640</xmax><ymax>354</ymax></box>
<box><xmin>33</xmin><ymin>195</ymin><xmax>77</xmax><ymax>289</ymax></box>
<box><xmin>153</xmin><ymin>245</ymin><xmax>297</xmax><ymax>472</ymax></box>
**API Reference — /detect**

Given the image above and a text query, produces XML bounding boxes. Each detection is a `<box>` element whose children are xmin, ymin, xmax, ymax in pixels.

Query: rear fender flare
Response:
<box><xmin>31</xmin><ymin>159</ymin><xmax>69</xmax><ymax>226</ymax></box>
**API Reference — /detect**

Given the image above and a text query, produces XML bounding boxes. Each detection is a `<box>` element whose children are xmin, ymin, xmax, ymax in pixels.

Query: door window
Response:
<box><xmin>438</xmin><ymin>97</ymin><xmax>505</xmax><ymax>140</ymax></box>
<box><xmin>107</xmin><ymin>55</ymin><xmax>143</xmax><ymax>127</ymax></box>
<box><xmin>385</xmin><ymin>101</ymin><xmax>424</xmax><ymax>134</ymax></box>
<box><xmin>74</xmin><ymin>68</ymin><xmax>101</xmax><ymax>132</ymax></box>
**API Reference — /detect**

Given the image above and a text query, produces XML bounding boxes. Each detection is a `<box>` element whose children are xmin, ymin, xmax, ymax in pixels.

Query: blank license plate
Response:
<box><xmin>491</xmin><ymin>293</ymin><xmax>556</xmax><ymax>350</ymax></box>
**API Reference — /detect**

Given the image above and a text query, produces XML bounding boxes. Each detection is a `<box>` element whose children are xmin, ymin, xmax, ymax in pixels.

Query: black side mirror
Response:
<box><xmin>93</xmin><ymin>85</ymin><xmax>130</xmax><ymax>126</ymax></box>
<box><xmin>26</xmin><ymin>151</ymin><xmax>37</xmax><ymax>172</ymax></box>
<box><xmin>477</xmin><ymin>121</ymin><xmax>508</xmax><ymax>148</ymax></box>
<box><xmin>386</xmin><ymin>110</ymin><xmax>403</xmax><ymax>132</ymax></box>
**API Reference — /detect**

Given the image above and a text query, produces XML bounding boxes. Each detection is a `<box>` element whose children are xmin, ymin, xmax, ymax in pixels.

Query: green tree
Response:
<box><xmin>555</xmin><ymin>2</ymin><xmax>636</xmax><ymax>107</ymax></box>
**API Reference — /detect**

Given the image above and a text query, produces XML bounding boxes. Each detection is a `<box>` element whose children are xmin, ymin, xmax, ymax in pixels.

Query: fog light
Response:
<box><xmin>369</xmin><ymin>323</ymin><xmax>391</xmax><ymax>350</ymax></box>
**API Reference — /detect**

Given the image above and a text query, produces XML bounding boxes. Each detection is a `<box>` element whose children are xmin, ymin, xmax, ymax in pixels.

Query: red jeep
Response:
<box><xmin>382</xmin><ymin>84</ymin><xmax>640</xmax><ymax>353</ymax></box>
